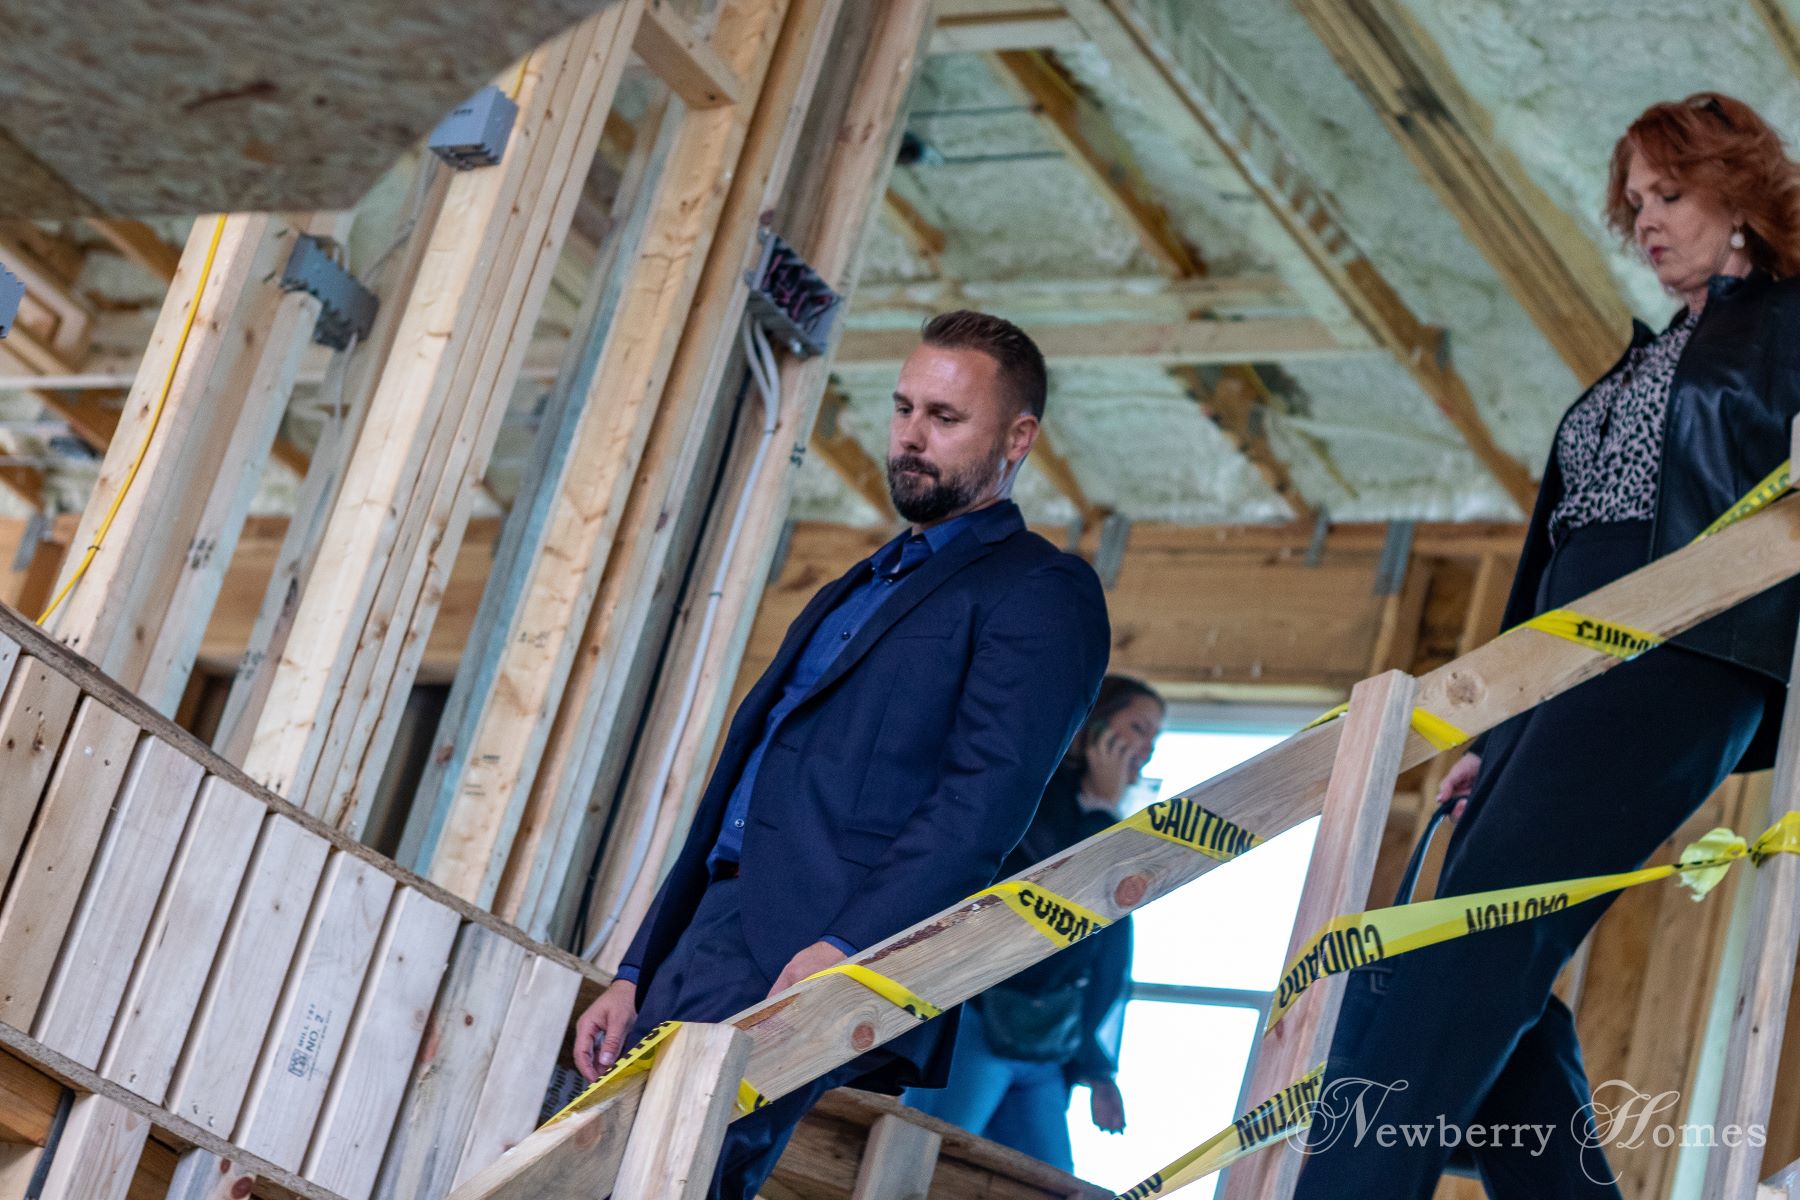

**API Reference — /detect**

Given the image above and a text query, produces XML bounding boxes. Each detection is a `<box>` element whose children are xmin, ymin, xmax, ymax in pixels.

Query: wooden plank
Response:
<box><xmin>372</xmin><ymin>923</ymin><xmax>529</xmax><ymax>1200</ymax></box>
<box><xmin>31</xmin><ymin>737</ymin><xmax>204</xmax><ymax>1069</ymax></box>
<box><xmin>165</xmin><ymin>818</ymin><xmax>330</xmax><ymax>1139</ymax></box>
<box><xmin>450</xmin><ymin>956</ymin><xmax>582</xmax><ymax>1188</ymax></box>
<box><xmin>879</xmin><ymin>188</ymin><xmax>945</xmax><ymax>271</ymax></box>
<box><xmin>1028</xmin><ymin>428</ymin><xmax>1105</xmax><ymax>533</ymax></box>
<box><xmin>613</xmin><ymin>1023</ymin><xmax>753</xmax><ymax>1200</ymax></box>
<box><xmin>84</xmin><ymin>219</ymin><xmax>182</xmax><ymax>284</ymax></box>
<box><xmin>1753</xmin><ymin>0</ymin><xmax>1800</xmax><ymax>82</ymax></box>
<box><xmin>845</xmin><ymin>273</ymin><xmax>1301</xmax><ymax>323</ymax></box>
<box><xmin>1705</xmin><ymin>573</ymin><xmax>1800</xmax><ymax>1194</ymax></box>
<box><xmin>586</xmin><ymin>0</ymin><xmax>937</xmax><ymax>971</ymax></box>
<box><xmin>811</xmin><ymin>386</ymin><xmax>897</xmax><ymax>521</ymax></box>
<box><xmin>35</xmin><ymin>1094</ymin><xmax>148</xmax><ymax>1200</ymax></box>
<box><xmin>486</xmin><ymin>0</ymin><xmax>853</xmax><ymax>939</ymax></box>
<box><xmin>1183</xmin><ymin>369</ymin><xmax>1310</xmax><ymax>521</ymax></box>
<box><xmin>851</xmin><ymin>1114</ymin><xmax>942</xmax><ymax>1200</ymax></box>
<box><xmin>41</xmin><ymin>212</ymin><xmax>336</xmax><ymax>717</ymax></box>
<box><xmin>634</xmin><ymin>0</ymin><xmax>745</xmax><ymax>107</ymax></box>
<box><xmin>0</xmin><ymin>651</ymin><xmax>75</xmax><ymax>890</ymax></box>
<box><xmin>931</xmin><ymin>12</ymin><xmax>1084</xmax><ymax>54</ymax></box>
<box><xmin>836</xmin><ymin>314</ymin><xmax>1355</xmax><ymax>369</ymax></box>
<box><xmin>302</xmin><ymin>889</ymin><xmax>461</xmax><ymax>1200</ymax></box>
<box><xmin>234</xmin><ymin>852</ymin><xmax>396</xmax><ymax>1171</ymax></box>
<box><xmin>99</xmin><ymin>777</ymin><xmax>266</xmax><ymax>1104</ymax></box>
<box><xmin>1218</xmin><ymin>671</ymin><xmax>1414</xmax><ymax>1200</ymax></box>
<box><xmin>164</xmin><ymin>1148</ymin><xmax>257</xmax><ymax>1200</ymax></box>
<box><xmin>240</xmin><ymin>4</ymin><xmax>646</xmax><ymax>836</ymax></box>
<box><xmin>1295</xmin><ymin>0</ymin><xmax>1630</xmax><ymax>382</ymax></box>
<box><xmin>454</xmin><ymin>492</ymin><xmax>1800</xmax><ymax>1200</ymax></box>
<box><xmin>410</xmin><ymin>0</ymin><xmax>797</xmax><ymax>906</ymax></box>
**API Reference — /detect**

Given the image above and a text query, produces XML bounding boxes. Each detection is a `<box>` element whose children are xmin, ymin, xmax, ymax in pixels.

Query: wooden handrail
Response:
<box><xmin>452</xmin><ymin>482</ymin><xmax>1800</xmax><ymax>1197</ymax></box>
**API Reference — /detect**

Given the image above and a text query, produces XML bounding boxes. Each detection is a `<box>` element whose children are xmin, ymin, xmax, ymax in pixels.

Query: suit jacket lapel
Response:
<box><xmin>800</xmin><ymin>502</ymin><xmax>1023</xmax><ymax>702</ymax></box>
<box><xmin>738</xmin><ymin>558</ymin><xmax>867</xmax><ymax>718</ymax></box>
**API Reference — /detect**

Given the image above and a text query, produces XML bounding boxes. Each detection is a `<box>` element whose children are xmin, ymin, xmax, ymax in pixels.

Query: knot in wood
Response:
<box><xmin>1114</xmin><ymin>874</ymin><xmax>1148</xmax><ymax>909</ymax></box>
<box><xmin>851</xmin><ymin>1022</ymin><xmax>876</xmax><ymax>1051</ymax></box>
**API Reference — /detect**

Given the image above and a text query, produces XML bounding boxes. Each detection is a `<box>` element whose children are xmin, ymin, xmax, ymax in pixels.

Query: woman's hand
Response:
<box><xmin>1437</xmin><ymin>752</ymin><xmax>1481</xmax><ymax>821</ymax></box>
<box><xmin>1086</xmin><ymin>1077</ymin><xmax>1126</xmax><ymax>1133</ymax></box>
<box><xmin>1083</xmin><ymin>730</ymin><xmax>1136</xmax><ymax>805</ymax></box>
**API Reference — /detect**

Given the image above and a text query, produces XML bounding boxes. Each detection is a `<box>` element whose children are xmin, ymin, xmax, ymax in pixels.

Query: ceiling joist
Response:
<box><xmin>836</xmin><ymin>314</ymin><xmax>1361</xmax><ymax>370</ymax></box>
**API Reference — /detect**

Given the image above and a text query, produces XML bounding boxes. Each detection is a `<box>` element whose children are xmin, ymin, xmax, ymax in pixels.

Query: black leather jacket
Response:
<box><xmin>1495</xmin><ymin>270</ymin><xmax>1800</xmax><ymax>767</ymax></box>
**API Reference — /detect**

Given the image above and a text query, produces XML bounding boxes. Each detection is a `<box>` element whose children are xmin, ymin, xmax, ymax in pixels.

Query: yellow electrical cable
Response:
<box><xmin>36</xmin><ymin>214</ymin><xmax>230</xmax><ymax>627</ymax></box>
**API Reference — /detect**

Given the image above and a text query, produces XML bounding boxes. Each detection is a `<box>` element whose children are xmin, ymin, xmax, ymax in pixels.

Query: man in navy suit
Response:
<box><xmin>573</xmin><ymin>310</ymin><xmax>1110</xmax><ymax>1199</ymax></box>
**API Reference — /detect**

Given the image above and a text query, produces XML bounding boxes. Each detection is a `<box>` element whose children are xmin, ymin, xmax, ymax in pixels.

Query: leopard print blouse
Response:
<box><xmin>1551</xmin><ymin>309</ymin><xmax>1700</xmax><ymax>539</ymax></box>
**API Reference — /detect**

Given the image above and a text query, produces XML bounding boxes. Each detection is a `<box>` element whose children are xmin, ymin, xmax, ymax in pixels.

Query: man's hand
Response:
<box><xmin>1437</xmin><ymin>752</ymin><xmax>1481</xmax><ymax>822</ymax></box>
<box><xmin>1086</xmin><ymin>1077</ymin><xmax>1126</xmax><ymax>1133</ymax></box>
<box><xmin>573</xmin><ymin>979</ymin><xmax>638</xmax><ymax>1081</ymax></box>
<box><xmin>767</xmin><ymin>940</ymin><xmax>848</xmax><ymax>998</ymax></box>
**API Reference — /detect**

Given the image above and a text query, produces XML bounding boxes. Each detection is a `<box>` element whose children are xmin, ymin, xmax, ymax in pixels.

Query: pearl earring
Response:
<box><xmin>1730</xmin><ymin>228</ymin><xmax>1747</xmax><ymax>249</ymax></box>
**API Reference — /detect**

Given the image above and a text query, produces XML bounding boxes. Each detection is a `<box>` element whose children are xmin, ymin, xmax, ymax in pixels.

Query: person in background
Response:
<box><xmin>904</xmin><ymin>676</ymin><xmax>1165</xmax><ymax>1173</ymax></box>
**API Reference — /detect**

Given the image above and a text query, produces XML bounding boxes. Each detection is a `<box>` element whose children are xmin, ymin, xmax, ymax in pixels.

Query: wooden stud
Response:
<box><xmin>164</xmin><ymin>1148</ymin><xmax>257</xmax><ymax>1200</ymax></box>
<box><xmin>450</xmin><ymin>492</ymin><xmax>1800</xmax><ymax>1200</ymax></box>
<box><xmin>931</xmin><ymin>10</ymin><xmax>1084</xmax><ymax>55</ymax></box>
<box><xmin>372</xmin><ymin>923</ymin><xmax>529</xmax><ymax>1200</ymax></box>
<box><xmin>1028</xmin><ymin>427</ymin><xmax>1106</xmax><ymax>535</ymax></box>
<box><xmin>166</xmin><ymin>818</ymin><xmax>331</xmax><ymax>1139</ymax></box>
<box><xmin>409</xmin><ymin>0</ymin><xmax>798</xmax><ymax>905</ymax></box>
<box><xmin>1184</xmin><ymin>370</ymin><xmax>1310</xmax><ymax>521</ymax></box>
<box><xmin>100</xmin><ymin>777</ymin><xmax>266</xmax><ymax>1103</ymax></box>
<box><xmin>34</xmin><ymin>1094</ymin><xmax>148</xmax><ymax>1200</ymax></box>
<box><xmin>850</xmin><ymin>1114</ymin><xmax>942</xmax><ymax>1200</ymax></box>
<box><xmin>1753</xmin><ymin>0</ymin><xmax>1800</xmax><ymax>82</ymax></box>
<box><xmin>810</xmin><ymin>386</ymin><xmax>896</xmax><ymax>521</ymax></box>
<box><xmin>836</xmin><ymin>313</ymin><xmax>1354</xmax><ymax>369</ymax></box>
<box><xmin>239</xmin><ymin>3</ymin><xmax>647</xmax><ymax>833</ymax></box>
<box><xmin>879</xmin><ymin>188</ymin><xmax>946</xmax><ymax>271</ymax></box>
<box><xmin>234</xmin><ymin>852</ymin><xmax>396</xmax><ymax>1171</ymax></box>
<box><xmin>302</xmin><ymin>888</ymin><xmax>460</xmax><ymax>1200</ymax></box>
<box><xmin>487</xmin><ymin>0</ymin><xmax>853</xmax><ymax>937</ymax></box>
<box><xmin>450</xmin><ymin>955</ymin><xmax>583</xmax><ymax>1188</ymax></box>
<box><xmin>0</xmin><ymin>652</ymin><xmax>77</xmax><ymax>889</ymax></box>
<box><xmin>1218</xmin><ymin>671</ymin><xmax>1415</xmax><ymax>1200</ymax></box>
<box><xmin>847</xmin><ymin>273</ymin><xmax>1301</xmax><ymax>322</ymax></box>
<box><xmin>0</xmin><ymin>699</ymin><xmax>138</xmax><ymax>1029</ymax></box>
<box><xmin>612</xmin><ymin>1023</ymin><xmax>754</xmax><ymax>1200</ymax></box>
<box><xmin>635</xmin><ymin>0</ymin><xmax>745</xmax><ymax>107</ymax></box>
<box><xmin>31</xmin><ymin>736</ymin><xmax>204</xmax><ymax>1069</ymax></box>
<box><xmin>584</xmin><ymin>0</ymin><xmax>937</xmax><ymax>972</ymax></box>
<box><xmin>84</xmin><ymin>218</ymin><xmax>182</xmax><ymax>284</ymax></box>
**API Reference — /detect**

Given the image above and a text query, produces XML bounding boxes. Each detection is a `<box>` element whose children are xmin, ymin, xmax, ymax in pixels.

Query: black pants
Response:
<box><xmin>1293</xmin><ymin>522</ymin><xmax>1774</xmax><ymax>1198</ymax></box>
<box><xmin>625</xmin><ymin>877</ymin><xmax>882</xmax><ymax>1200</ymax></box>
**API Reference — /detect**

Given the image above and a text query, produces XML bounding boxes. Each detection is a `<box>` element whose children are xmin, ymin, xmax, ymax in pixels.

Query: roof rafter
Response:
<box><xmin>810</xmin><ymin>387</ymin><xmax>896</xmax><ymax>521</ymax></box>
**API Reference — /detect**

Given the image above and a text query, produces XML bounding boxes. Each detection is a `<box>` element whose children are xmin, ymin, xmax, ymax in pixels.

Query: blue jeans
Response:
<box><xmin>904</xmin><ymin>1007</ymin><xmax>1075</xmax><ymax>1172</ymax></box>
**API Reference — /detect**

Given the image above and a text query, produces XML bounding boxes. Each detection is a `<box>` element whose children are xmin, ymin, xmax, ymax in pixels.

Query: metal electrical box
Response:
<box><xmin>429</xmin><ymin>85</ymin><xmax>519</xmax><ymax>170</ymax></box>
<box><xmin>744</xmin><ymin>229</ymin><xmax>840</xmax><ymax>357</ymax></box>
<box><xmin>279</xmin><ymin>236</ymin><xmax>378</xmax><ymax>350</ymax></box>
<box><xmin>0</xmin><ymin>264</ymin><xmax>23</xmax><ymax>339</ymax></box>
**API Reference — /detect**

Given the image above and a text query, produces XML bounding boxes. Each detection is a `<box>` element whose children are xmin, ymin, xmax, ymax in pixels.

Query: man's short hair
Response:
<box><xmin>919</xmin><ymin>310</ymin><xmax>1047</xmax><ymax>420</ymax></box>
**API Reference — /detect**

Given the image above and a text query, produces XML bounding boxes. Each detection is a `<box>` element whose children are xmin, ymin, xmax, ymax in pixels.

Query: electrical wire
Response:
<box><xmin>36</xmin><ymin>214</ymin><xmax>230</xmax><ymax>626</ymax></box>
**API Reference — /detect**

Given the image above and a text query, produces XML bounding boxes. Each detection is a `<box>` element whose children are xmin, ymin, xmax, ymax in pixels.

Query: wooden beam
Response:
<box><xmin>1751</xmin><ymin>0</ymin><xmax>1800</xmax><ymax>107</ymax></box>
<box><xmin>1058</xmin><ymin>0</ymin><xmax>1536</xmax><ymax>512</ymax></box>
<box><xmin>238</xmin><ymin>5</ymin><xmax>646</xmax><ymax>832</ymax></box>
<box><xmin>83</xmin><ymin>218</ymin><xmax>182</xmax><ymax>284</ymax></box>
<box><xmin>634</xmin><ymin>0</ymin><xmax>745</xmax><ymax>108</ymax></box>
<box><xmin>34</xmin><ymin>1093</ymin><xmax>147</xmax><ymax>1200</ymax></box>
<box><xmin>931</xmin><ymin>9</ymin><xmax>1084</xmax><ymax>55</ymax></box>
<box><xmin>851</xmin><ymin>1114</ymin><xmax>942</xmax><ymax>1200</ymax></box>
<box><xmin>811</xmin><ymin>386</ymin><xmax>895</xmax><ymax>519</ymax></box>
<box><xmin>1295</xmin><ymin>0</ymin><xmax>1630</xmax><ymax>383</ymax></box>
<box><xmin>837</xmin><ymin>314</ymin><xmax>1357</xmax><ymax>369</ymax></box>
<box><xmin>612</xmin><ymin>1023</ymin><xmax>753</xmax><ymax>1200</ymax></box>
<box><xmin>846</xmin><ymin>273</ymin><xmax>1303</xmax><ymax>322</ymax></box>
<box><xmin>584</xmin><ymin>0</ymin><xmax>938</xmax><ymax>971</ymax></box>
<box><xmin>449</xmin><ymin>481</ymin><xmax>1800</xmax><ymax>1200</ymax></box>
<box><xmin>880</xmin><ymin>187</ymin><xmax>946</xmax><ymax>270</ymax></box>
<box><xmin>1028</xmin><ymin>427</ymin><xmax>1105</xmax><ymax>532</ymax></box>
<box><xmin>1180</xmin><ymin>369</ymin><xmax>1310</xmax><ymax>520</ymax></box>
<box><xmin>40</xmin><ymin>211</ymin><xmax>341</xmax><ymax>717</ymax></box>
<box><xmin>407</xmin><ymin>0</ymin><xmax>810</xmax><ymax>907</ymax></box>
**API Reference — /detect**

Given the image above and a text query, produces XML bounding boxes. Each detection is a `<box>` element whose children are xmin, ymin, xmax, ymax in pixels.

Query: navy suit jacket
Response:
<box><xmin>620</xmin><ymin>500</ymin><xmax>1109</xmax><ymax>1082</ymax></box>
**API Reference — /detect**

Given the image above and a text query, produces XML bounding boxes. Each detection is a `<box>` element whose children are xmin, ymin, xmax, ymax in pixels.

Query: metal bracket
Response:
<box><xmin>279</xmin><ymin>236</ymin><xmax>378</xmax><ymax>350</ymax></box>
<box><xmin>1094</xmin><ymin>514</ymin><xmax>1131</xmax><ymax>591</ymax></box>
<box><xmin>428</xmin><ymin>84</ymin><xmax>519</xmax><ymax>170</ymax></box>
<box><xmin>1373</xmin><ymin>520</ymin><xmax>1415</xmax><ymax>596</ymax></box>
<box><xmin>0</xmin><ymin>263</ymin><xmax>23</xmax><ymax>339</ymax></box>
<box><xmin>1304</xmin><ymin>507</ymin><xmax>1332</xmax><ymax>568</ymax></box>
<box><xmin>744</xmin><ymin>228</ymin><xmax>840</xmax><ymax>357</ymax></box>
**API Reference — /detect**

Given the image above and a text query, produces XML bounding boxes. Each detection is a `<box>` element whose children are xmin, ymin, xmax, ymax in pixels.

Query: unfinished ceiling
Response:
<box><xmin>2</xmin><ymin>0</ymin><xmax>1797</xmax><ymax>536</ymax></box>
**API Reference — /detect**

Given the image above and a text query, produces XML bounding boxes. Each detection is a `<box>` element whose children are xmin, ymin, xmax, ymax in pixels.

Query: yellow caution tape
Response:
<box><xmin>736</xmin><ymin>1078</ymin><xmax>770</xmax><ymax>1117</ymax></box>
<box><xmin>1520</xmin><ymin>609</ymin><xmax>1667</xmax><ymax>660</ymax></box>
<box><xmin>978</xmin><ymin>879</ymin><xmax>1112</xmax><ymax>947</ymax></box>
<box><xmin>1265</xmin><ymin>815</ymin><xmax>1800</xmax><ymax>1032</ymax></box>
<box><xmin>1118</xmin><ymin>796</ymin><xmax>1263</xmax><ymax>862</ymax></box>
<box><xmin>1299</xmin><ymin>704</ymin><xmax>1467</xmax><ymax>752</ymax></box>
<box><xmin>1695</xmin><ymin>458</ymin><xmax>1791</xmax><ymax>541</ymax></box>
<box><xmin>804</xmin><ymin>962</ymin><xmax>942</xmax><ymax>1021</ymax></box>
<box><xmin>544</xmin><ymin>1020</ymin><xmax>681</xmax><ymax>1127</ymax></box>
<box><xmin>1113</xmin><ymin>1063</ymin><xmax>1326</xmax><ymax>1200</ymax></box>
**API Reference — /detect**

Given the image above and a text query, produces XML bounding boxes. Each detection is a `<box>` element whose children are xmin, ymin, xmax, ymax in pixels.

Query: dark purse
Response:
<box><xmin>978</xmin><ymin>977</ymin><xmax>1087</xmax><ymax>1063</ymax></box>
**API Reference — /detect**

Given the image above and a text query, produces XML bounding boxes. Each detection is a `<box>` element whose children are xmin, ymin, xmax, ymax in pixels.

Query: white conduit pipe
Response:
<box><xmin>582</xmin><ymin>317</ymin><xmax>784</xmax><ymax>961</ymax></box>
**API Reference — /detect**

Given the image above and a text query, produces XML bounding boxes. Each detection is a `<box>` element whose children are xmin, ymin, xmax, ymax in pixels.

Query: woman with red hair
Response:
<box><xmin>1296</xmin><ymin>93</ymin><xmax>1800</xmax><ymax>1198</ymax></box>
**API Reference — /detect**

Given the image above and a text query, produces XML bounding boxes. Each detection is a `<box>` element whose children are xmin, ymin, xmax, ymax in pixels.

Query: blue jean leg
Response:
<box><xmin>905</xmin><ymin>1012</ymin><xmax>1075</xmax><ymax>1171</ymax></box>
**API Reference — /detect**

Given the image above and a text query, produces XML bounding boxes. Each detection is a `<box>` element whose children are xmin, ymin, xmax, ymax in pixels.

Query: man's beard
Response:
<box><xmin>887</xmin><ymin>454</ymin><xmax>987</xmax><ymax>524</ymax></box>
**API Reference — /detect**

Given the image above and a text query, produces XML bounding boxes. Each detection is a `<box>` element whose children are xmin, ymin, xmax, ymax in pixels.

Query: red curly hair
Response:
<box><xmin>1605</xmin><ymin>92</ymin><xmax>1800</xmax><ymax>279</ymax></box>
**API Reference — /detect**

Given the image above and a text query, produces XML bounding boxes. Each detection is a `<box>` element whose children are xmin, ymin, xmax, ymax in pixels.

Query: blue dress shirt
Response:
<box><xmin>615</xmin><ymin>509</ymin><xmax>984</xmax><ymax>984</ymax></box>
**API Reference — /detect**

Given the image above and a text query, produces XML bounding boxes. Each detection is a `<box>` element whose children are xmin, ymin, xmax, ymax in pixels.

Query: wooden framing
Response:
<box><xmin>812</xmin><ymin>386</ymin><xmax>897</xmax><ymax>520</ymax></box>
<box><xmin>237</xmin><ymin>4</ymin><xmax>646</xmax><ymax>830</ymax></box>
<box><xmin>850</xmin><ymin>1114</ymin><xmax>943</xmax><ymax>1200</ymax></box>
<box><xmin>448</xmin><ymin>489</ymin><xmax>1800</xmax><ymax>1200</ymax></box>
<box><xmin>407</xmin><ymin>0</ymin><xmax>801</xmax><ymax>906</ymax></box>
<box><xmin>585</xmin><ymin>0</ymin><xmax>938</xmax><ymax>970</ymax></box>
<box><xmin>1218</xmin><ymin>670</ymin><xmax>1414</xmax><ymax>1199</ymax></box>
<box><xmin>931</xmin><ymin>6</ymin><xmax>1083</xmax><ymax>55</ymax></box>
<box><xmin>635</xmin><ymin>0</ymin><xmax>745</xmax><ymax>108</ymax></box>
<box><xmin>1058</xmin><ymin>0</ymin><xmax>1536</xmax><ymax>511</ymax></box>
<box><xmin>836</xmin><ymin>313</ymin><xmax>1356</xmax><ymax>369</ymax></box>
<box><xmin>1750</xmin><ymin>1</ymin><xmax>1800</xmax><ymax>103</ymax></box>
<box><xmin>1295</xmin><ymin>0</ymin><xmax>1630</xmax><ymax>383</ymax></box>
<box><xmin>34</xmin><ymin>1093</ymin><xmax>148</xmax><ymax>1200</ymax></box>
<box><xmin>612</xmin><ymin>1023</ymin><xmax>753</xmax><ymax>1200</ymax></box>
